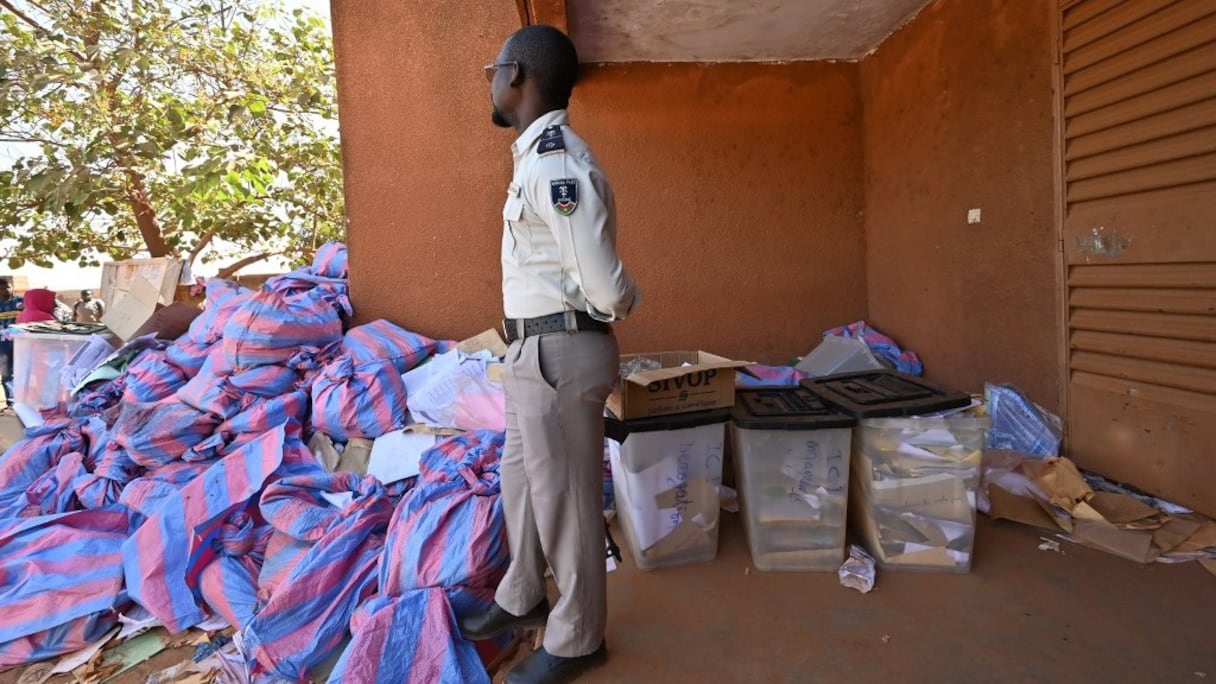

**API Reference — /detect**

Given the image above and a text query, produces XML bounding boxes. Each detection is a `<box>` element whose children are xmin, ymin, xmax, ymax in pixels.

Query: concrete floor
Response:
<box><xmin>573</xmin><ymin>513</ymin><xmax>1216</xmax><ymax>684</ymax></box>
<box><xmin>3</xmin><ymin>407</ymin><xmax>1211</xmax><ymax>684</ymax></box>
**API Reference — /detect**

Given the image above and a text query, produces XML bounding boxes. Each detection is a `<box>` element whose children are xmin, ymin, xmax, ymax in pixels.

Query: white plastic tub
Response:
<box><xmin>608</xmin><ymin>409</ymin><xmax>730</xmax><ymax>571</ymax></box>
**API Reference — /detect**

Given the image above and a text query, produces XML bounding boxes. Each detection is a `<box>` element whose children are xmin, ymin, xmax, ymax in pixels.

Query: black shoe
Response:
<box><xmin>506</xmin><ymin>642</ymin><xmax>607</xmax><ymax>684</ymax></box>
<box><xmin>457</xmin><ymin>599</ymin><xmax>549</xmax><ymax>640</ymax></box>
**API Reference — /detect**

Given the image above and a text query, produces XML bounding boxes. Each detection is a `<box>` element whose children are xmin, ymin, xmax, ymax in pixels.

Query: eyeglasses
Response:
<box><xmin>483</xmin><ymin>61</ymin><xmax>518</xmax><ymax>82</ymax></box>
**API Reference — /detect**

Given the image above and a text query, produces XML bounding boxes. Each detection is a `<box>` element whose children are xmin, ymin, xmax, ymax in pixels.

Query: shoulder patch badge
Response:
<box><xmin>537</xmin><ymin>125</ymin><xmax>566</xmax><ymax>154</ymax></box>
<box><xmin>550</xmin><ymin>179</ymin><xmax>578</xmax><ymax>216</ymax></box>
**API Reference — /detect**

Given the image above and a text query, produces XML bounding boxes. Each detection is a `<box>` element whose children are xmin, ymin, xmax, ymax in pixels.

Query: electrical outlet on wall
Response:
<box><xmin>967</xmin><ymin>208</ymin><xmax>982</xmax><ymax>224</ymax></box>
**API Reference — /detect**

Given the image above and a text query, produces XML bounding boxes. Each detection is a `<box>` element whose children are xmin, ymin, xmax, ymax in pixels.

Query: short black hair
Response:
<box><xmin>505</xmin><ymin>25</ymin><xmax>580</xmax><ymax>109</ymax></box>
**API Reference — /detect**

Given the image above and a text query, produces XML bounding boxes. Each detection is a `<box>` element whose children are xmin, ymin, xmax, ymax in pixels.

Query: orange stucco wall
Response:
<box><xmin>331</xmin><ymin>0</ymin><xmax>867</xmax><ymax>363</ymax></box>
<box><xmin>332</xmin><ymin>0</ymin><xmax>1061</xmax><ymax>403</ymax></box>
<box><xmin>861</xmin><ymin>0</ymin><xmax>1060</xmax><ymax>409</ymax></box>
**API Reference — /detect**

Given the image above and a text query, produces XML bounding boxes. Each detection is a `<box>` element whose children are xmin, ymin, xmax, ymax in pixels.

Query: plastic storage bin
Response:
<box><xmin>803</xmin><ymin>371</ymin><xmax>988</xmax><ymax>573</ymax></box>
<box><xmin>11</xmin><ymin>331</ymin><xmax>107</xmax><ymax>415</ymax></box>
<box><xmin>607</xmin><ymin>409</ymin><xmax>730</xmax><ymax>571</ymax></box>
<box><xmin>731</xmin><ymin>387</ymin><xmax>857</xmax><ymax>571</ymax></box>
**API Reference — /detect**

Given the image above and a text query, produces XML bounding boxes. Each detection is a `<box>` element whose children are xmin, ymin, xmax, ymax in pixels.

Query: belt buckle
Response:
<box><xmin>503</xmin><ymin>318</ymin><xmax>525</xmax><ymax>342</ymax></box>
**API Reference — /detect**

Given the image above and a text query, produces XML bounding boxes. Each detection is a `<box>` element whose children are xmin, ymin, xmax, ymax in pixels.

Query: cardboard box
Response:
<box><xmin>102</xmin><ymin>275</ymin><xmax>166</xmax><ymax>343</ymax></box>
<box><xmin>608</xmin><ymin>350</ymin><xmax>751</xmax><ymax>420</ymax></box>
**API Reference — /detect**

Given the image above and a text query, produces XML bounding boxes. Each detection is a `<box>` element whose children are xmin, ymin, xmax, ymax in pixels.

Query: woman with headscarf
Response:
<box><xmin>17</xmin><ymin>288</ymin><xmax>58</xmax><ymax>324</ymax></box>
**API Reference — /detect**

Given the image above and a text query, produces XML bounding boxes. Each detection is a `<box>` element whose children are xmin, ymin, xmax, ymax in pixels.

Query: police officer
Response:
<box><xmin>458</xmin><ymin>24</ymin><xmax>638</xmax><ymax>684</ymax></box>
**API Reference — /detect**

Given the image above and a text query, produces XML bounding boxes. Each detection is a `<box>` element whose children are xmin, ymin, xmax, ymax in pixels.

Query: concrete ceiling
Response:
<box><xmin>565</xmin><ymin>0</ymin><xmax>933</xmax><ymax>63</ymax></box>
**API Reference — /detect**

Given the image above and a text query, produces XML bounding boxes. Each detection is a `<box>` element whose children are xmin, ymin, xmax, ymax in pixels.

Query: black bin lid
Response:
<box><xmin>604</xmin><ymin>407</ymin><xmax>733</xmax><ymax>443</ymax></box>
<box><xmin>801</xmin><ymin>370</ymin><xmax>971</xmax><ymax>418</ymax></box>
<box><xmin>732</xmin><ymin>386</ymin><xmax>856</xmax><ymax>430</ymax></box>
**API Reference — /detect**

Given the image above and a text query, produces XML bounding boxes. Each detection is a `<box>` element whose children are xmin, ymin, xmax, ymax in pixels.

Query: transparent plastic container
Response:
<box><xmin>608</xmin><ymin>409</ymin><xmax>730</xmax><ymax>571</ymax></box>
<box><xmin>848</xmin><ymin>414</ymin><xmax>990</xmax><ymax>573</ymax></box>
<box><xmin>731</xmin><ymin>387</ymin><xmax>856</xmax><ymax>571</ymax></box>
<box><xmin>11</xmin><ymin>331</ymin><xmax>99</xmax><ymax>413</ymax></box>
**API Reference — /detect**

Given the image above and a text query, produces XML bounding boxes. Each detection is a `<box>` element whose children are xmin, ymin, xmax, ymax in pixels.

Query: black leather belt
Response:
<box><xmin>502</xmin><ymin>311</ymin><xmax>611</xmax><ymax>343</ymax></box>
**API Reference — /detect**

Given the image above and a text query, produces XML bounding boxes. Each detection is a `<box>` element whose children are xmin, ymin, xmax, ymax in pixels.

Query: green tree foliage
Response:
<box><xmin>0</xmin><ymin>0</ymin><xmax>344</xmax><ymax>272</ymax></box>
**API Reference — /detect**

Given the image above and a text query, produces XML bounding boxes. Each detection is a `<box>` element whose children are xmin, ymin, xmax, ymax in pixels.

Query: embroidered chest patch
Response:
<box><xmin>550</xmin><ymin>179</ymin><xmax>578</xmax><ymax>216</ymax></box>
<box><xmin>537</xmin><ymin>125</ymin><xmax>566</xmax><ymax>154</ymax></box>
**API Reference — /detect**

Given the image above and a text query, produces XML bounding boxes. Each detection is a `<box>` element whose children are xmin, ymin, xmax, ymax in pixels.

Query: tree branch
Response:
<box><xmin>0</xmin><ymin>0</ymin><xmax>50</xmax><ymax>35</ymax></box>
<box><xmin>0</xmin><ymin>135</ymin><xmax>70</xmax><ymax>147</ymax></box>
<box><xmin>216</xmin><ymin>250</ymin><xmax>279</xmax><ymax>279</ymax></box>
<box><xmin>187</xmin><ymin>229</ymin><xmax>214</xmax><ymax>265</ymax></box>
<box><xmin>0</xmin><ymin>0</ymin><xmax>88</xmax><ymax>62</ymax></box>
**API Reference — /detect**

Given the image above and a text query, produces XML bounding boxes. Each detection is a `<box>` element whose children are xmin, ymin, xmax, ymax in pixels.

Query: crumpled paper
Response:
<box><xmin>838</xmin><ymin>545</ymin><xmax>876</xmax><ymax>594</ymax></box>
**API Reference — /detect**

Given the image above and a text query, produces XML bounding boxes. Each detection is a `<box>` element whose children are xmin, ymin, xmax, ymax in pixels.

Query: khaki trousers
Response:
<box><xmin>495</xmin><ymin>330</ymin><xmax>618</xmax><ymax>657</ymax></box>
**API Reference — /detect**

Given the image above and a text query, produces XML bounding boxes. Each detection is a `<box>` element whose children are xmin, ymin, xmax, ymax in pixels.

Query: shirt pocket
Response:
<box><xmin>503</xmin><ymin>183</ymin><xmax>532</xmax><ymax>261</ymax></box>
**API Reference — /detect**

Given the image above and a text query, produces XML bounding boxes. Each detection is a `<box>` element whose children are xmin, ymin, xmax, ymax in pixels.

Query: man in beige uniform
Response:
<box><xmin>458</xmin><ymin>25</ymin><xmax>638</xmax><ymax>684</ymax></box>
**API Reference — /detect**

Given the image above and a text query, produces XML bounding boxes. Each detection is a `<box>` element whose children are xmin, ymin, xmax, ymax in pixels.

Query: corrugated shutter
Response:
<box><xmin>1059</xmin><ymin>0</ymin><xmax>1216</xmax><ymax>517</ymax></box>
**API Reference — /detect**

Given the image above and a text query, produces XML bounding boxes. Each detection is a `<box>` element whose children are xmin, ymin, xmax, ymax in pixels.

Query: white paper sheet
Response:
<box><xmin>320</xmin><ymin>491</ymin><xmax>354</xmax><ymax>510</ymax></box>
<box><xmin>402</xmin><ymin>349</ymin><xmax>501</xmax><ymax>429</ymax></box>
<box><xmin>116</xmin><ymin>605</ymin><xmax>160</xmax><ymax>640</ymax></box>
<box><xmin>367</xmin><ymin>429</ymin><xmax>438</xmax><ymax>485</ymax></box>
<box><xmin>61</xmin><ymin>334</ymin><xmax>119</xmax><ymax>392</ymax></box>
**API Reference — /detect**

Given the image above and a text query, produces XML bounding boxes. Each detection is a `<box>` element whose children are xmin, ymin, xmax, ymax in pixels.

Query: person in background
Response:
<box><xmin>73</xmin><ymin>289</ymin><xmax>105</xmax><ymax>323</ymax></box>
<box><xmin>0</xmin><ymin>279</ymin><xmax>23</xmax><ymax>408</ymax></box>
<box><xmin>17</xmin><ymin>288</ymin><xmax>58</xmax><ymax>324</ymax></box>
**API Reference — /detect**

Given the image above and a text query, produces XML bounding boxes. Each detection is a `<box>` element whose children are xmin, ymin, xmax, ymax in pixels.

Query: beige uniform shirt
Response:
<box><xmin>502</xmin><ymin>109</ymin><xmax>638</xmax><ymax>322</ymax></box>
<box><xmin>74</xmin><ymin>299</ymin><xmax>104</xmax><ymax>323</ymax></box>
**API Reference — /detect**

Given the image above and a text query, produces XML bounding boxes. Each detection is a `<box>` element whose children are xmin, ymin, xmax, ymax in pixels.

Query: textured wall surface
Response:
<box><xmin>333</xmin><ymin>0</ymin><xmax>866</xmax><ymax>362</ymax></box>
<box><xmin>860</xmin><ymin>0</ymin><xmax>1059</xmax><ymax>407</ymax></box>
<box><xmin>333</xmin><ymin>0</ymin><xmax>1060</xmax><ymax>402</ymax></box>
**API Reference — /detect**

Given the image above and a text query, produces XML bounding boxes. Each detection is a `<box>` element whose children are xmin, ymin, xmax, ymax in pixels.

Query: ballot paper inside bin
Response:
<box><xmin>607</xmin><ymin>409</ymin><xmax>731</xmax><ymax>571</ymax></box>
<box><xmin>730</xmin><ymin>386</ymin><xmax>857</xmax><ymax>571</ymax></box>
<box><xmin>847</xmin><ymin>413</ymin><xmax>989</xmax><ymax>573</ymax></box>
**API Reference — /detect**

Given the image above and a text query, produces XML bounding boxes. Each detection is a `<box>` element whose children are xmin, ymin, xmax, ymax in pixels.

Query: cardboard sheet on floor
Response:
<box><xmin>1088</xmin><ymin>491</ymin><xmax>1160</xmax><ymax>525</ymax></box>
<box><xmin>1152</xmin><ymin>518</ymin><xmax>1203</xmax><ymax>553</ymax></box>
<box><xmin>1069</xmin><ymin>518</ymin><xmax>1158</xmax><ymax>564</ymax></box>
<box><xmin>1022</xmin><ymin>457</ymin><xmax>1092</xmax><ymax>512</ymax></box>
<box><xmin>1175</xmin><ymin>521</ymin><xmax>1216</xmax><ymax>553</ymax></box>
<box><xmin>988</xmin><ymin>485</ymin><xmax>1064</xmax><ymax>532</ymax></box>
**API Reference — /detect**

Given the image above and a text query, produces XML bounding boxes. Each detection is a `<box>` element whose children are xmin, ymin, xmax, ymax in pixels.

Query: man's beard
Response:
<box><xmin>491</xmin><ymin>107</ymin><xmax>511</xmax><ymax>128</ymax></box>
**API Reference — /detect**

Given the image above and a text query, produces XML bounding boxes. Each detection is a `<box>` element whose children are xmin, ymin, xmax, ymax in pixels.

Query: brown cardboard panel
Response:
<box><xmin>987</xmin><ymin>486</ymin><xmax>1066</xmax><ymax>532</ymax></box>
<box><xmin>1088</xmin><ymin>491</ymin><xmax>1161</xmax><ymax>524</ymax></box>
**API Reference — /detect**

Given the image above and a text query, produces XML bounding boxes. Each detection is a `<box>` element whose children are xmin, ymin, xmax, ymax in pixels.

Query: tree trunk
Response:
<box><xmin>122</xmin><ymin>166</ymin><xmax>169</xmax><ymax>257</ymax></box>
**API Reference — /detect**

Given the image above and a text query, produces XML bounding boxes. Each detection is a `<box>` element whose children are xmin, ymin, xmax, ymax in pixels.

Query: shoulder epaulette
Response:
<box><xmin>537</xmin><ymin>125</ymin><xmax>566</xmax><ymax>155</ymax></box>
